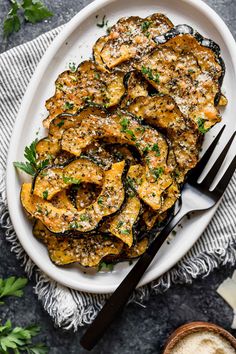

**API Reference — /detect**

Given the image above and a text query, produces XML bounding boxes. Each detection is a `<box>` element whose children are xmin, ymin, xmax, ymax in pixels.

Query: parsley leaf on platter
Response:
<box><xmin>14</xmin><ymin>139</ymin><xmax>50</xmax><ymax>177</ymax></box>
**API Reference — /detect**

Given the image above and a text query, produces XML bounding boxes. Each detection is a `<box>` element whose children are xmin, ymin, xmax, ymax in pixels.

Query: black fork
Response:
<box><xmin>81</xmin><ymin>126</ymin><xmax>236</xmax><ymax>350</ymax></box>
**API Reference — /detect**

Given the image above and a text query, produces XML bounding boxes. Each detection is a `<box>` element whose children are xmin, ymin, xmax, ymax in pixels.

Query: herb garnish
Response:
<box><xmin>120</xmin><ymin>117</ymin><xmax>129</xmax><ymax>131</ymax></box>
<box><xmin>120</xmin><ymin>118</ymin><xmax>136</xmax><ymax>141</ymax></box>
<box><xmin>141</xmin><ymin>66</ymin><xmax>160</xmax><ymax>83</ymax></box>
<box><xmin>69</xmin><ymin>62</ymin><xmax>77</xmax><ymax>72</ymax></box>
<box><xmin>14</xmin><ymin>139</ymin><xmax>50</xmax><ymax>177</ymax></box>
<box><xmin>0</xmin><ymin>276</ymin><xmax>47</xmax><ymax>353</ymax></box>
<box><xmin>197</xmin><ymin>117</ymin><xmax>209</xmax><ymax>134</ymax></box>
<box><xmin>151</xmin><ymin>167</ymin><xmax>164</xmax><ymax>181</ymax></box>
<box><xmin>116</xmin><ymin>221</ymin><xmax>124</xmax><ymax>229</ymax></box>
<box><xmin>141</xmin><ymin>21</ymin><xmax>152</xmax><ymax>32</ymax></box>
<box><xmin>0</xmin><ymin>320</ymin><xmax>48</xmax><ymax>354</ymax></box>
<box><xmin>143</xmin><ymin>143</ymin><xmax>160</xmax><ymax>156</ymax></box>
<box><xmin>98</xmin><ymin>262</ymin><xmax>114</xmax><ymax>271</ymax></box>
<box><xmin>42</xmin><ymin>190</ymin><xmax>48</xmax><ymax>200</ymax></box>
<box><xmin>64</xmin><ymin>101</ymin><xmax>74</xmax><ymax>110</ymax></box>
<box><xmin>94</xmin><ymin>72</ymin><xmax>100</xmax><ymax>79</ymax></box>
<box><xmin>56</xmin><ymin>120</ymin><xmax>65</xmax><ymax>128</ymax></box>
<box><xmin>96</xmin><ymin>15</ymin><xmax>108</xmax><ymax>28</ymax></box>
<box><xmin>63</xmin><ymin>176</ymin><xmax>81</xmax><ymax>185</ymax></box>
<box><xmin>98</xmin><ymin>197</ymin><xmax>103</xmax><ymax>205</ymax></box>
<box><xmin>3</xmin><ymin>0</ymin><xmax>53</xmax><ymax>38</ymax></box>
<box><xmin>80</xmin><ymin>214</ymin><xmax>90</xmax><ymax>222</ymax></box>
<box><xmin>0</xmin><ymin>276</ymin><xmax>27</xmax><ymax>305</ymax></box>
<box><xmin>120</xmin><ymin>229</ymin><xmax>130</xmax><ymax>235</ymax></box>
<box><xmin>69</xmin><ymin>221</ymin><xmax>79</xmax><ymax>229</ymax></box>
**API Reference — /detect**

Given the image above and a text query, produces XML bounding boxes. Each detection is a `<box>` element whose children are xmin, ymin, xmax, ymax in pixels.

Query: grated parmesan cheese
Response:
<box><xmin>170</xmin><ymin>331</ymin><xmax>236</xmax><ymax>354</ymax></box>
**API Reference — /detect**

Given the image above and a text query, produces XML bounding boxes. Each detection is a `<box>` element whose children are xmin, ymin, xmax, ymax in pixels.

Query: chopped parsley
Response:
<box><xmin>56</xmin><ymin>82</ymin><xmax>64</xmax><ymax>90</ymax></box>
<box><xmin>152</xmin><ymin>143</ymin><xmax>160</xmax><ymax>155</ymax></box>
<box><xmin>42</xmin><ymin>190</ymin><xmax>48</xmax><ymax>200</ymax></box>
<box><xmin>36</xmin><ymin>205</ymin><xmax>43</xmax><ymax>214</ymax></box>
<box><xmin>151</xmin><ymin>167</ymin><xmax>164</xmax><ymax>181</ymax></box>
<box><xmin>56</xmin><ymin>120</ymin><xmax>65</xmax><ymax>128</ymax></box>
<box><xmin>117</xmin><ymin>221</ymin><xmax>124</xmax><ymax>229</ymax></box>
<box><xmin>126</xmin><ymin>176</ymin><xmax>136</xmax><ymax>190</ymax></box>
<box><xmin>94</xmin><ymin>72</ymin><xmax>100</xmax><ymax>79</ymax></box>
<box><xmin>141</xmin><ymin>21</ymin><xmax>152</xmax><ymax>32</ymax></box>
<box><xmin>69</xmin><ymin>62</ymin><xmax>77</xmax><ymax>72</ymax></box>
<box><xmin>141</xmin><ymin>66</ymin><xmax>160</xmax><ymax>83</ymax></box>
<box><xmin>98</xmin><ymin>197</ymin><xmax>103</xmax><ymax>205</ymax></box>
<box><xmin>69</xmin><ymin>221</ymin><xmax>79</xmax><ymax>229</ymax></box>
<box><xmin>120</xmin><ymin>117</ymin><xmax>130</xmax><ymax>131</ymax></box>
<box><xmin>80</xmin><ymin>214</ymin><xmax>90</xmax><ymax>222</ymax></box>
<box><xmin>64</xmin><ymin>101</ymin><xmax>74</xmax><ymax>110</ymax></box>
<box><xmin>120</xmin><ymin>117</ymin><xmax>136</xmax><ymax>140</ymax></box>
<box><xmin>125</xmin><ymin>129</ymin><xmax>136</xmax><ymax>141</ymax></box>
<box><xmin>120</xmin><ymin>229</ymin><xmax>130</xmax><ymax>235</ymax></box>
<box><xmin>197</xmin><ymin>117</ymin><xmax>209</xmax><ymax>134</ymax></box>
<box><xmin>143</xmin><ymin>143</ymin><xmax>160</xmax><ymax>156</ymax></box>
<box><xmin>63</xmin><ymin>176</ymin><xmax>81</xmax><ymax>185</ymax></box>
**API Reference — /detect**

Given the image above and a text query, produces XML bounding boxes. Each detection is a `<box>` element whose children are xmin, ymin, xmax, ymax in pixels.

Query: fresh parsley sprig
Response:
<box><xmin>0</xmin><ymin>320</ymin><xmax>48</xmax><ymax>354</ymax></box>
<box><xmin>0</xmin><ymin>276</ymin><xmax>28</xmax><ymax>305</ymax></box>
<box><xmin>3</xmin><ymin>0</ymin><xmax>53</xmax><ymax>38</ymax></box>
<box><xmin>14</xmin><ymin>139</ymin><xmax>50</xmax><ymax>177</ymax></box>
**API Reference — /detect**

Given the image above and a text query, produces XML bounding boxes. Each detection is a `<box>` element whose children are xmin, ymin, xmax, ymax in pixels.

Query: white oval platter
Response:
<box><xmin>6</xmin><ymin>0</ymin><xmax>236</xmax><ymax>293</ymax></box>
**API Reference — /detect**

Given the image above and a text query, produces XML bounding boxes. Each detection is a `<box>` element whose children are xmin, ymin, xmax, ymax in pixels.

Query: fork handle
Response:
<box><xmin>80</xmin><ymin>210</ymin><xmax>186</xmax><ymax>350</ymax></box>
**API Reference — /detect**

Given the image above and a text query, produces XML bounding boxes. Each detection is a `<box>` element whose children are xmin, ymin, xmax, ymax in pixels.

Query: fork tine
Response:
<box><xmin>189</xmin><ymin>125</ymin><xmax>226</xmax><ymax>182</ymax></box>
<box><xmin>214</xmin><ymin>155</ymin><xmax>236</xmax><ymax>194</ymax></box>
<box><xmin>201</xmin><ymin>131</ymin><xmax>236</xmax><ymax>188</ymax></box>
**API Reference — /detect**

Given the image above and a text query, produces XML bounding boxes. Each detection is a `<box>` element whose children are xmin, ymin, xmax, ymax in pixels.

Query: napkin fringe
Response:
<box><xmin>1</xmin><ymin>165</ymin><xmax>235</xmax><ymax>330</ymax></box>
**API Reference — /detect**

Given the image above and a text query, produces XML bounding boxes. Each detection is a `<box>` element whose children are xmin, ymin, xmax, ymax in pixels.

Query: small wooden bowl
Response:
<box><xmin>163</xmin><ymin>322</ymin><xmax>236</xmax><ymax>354</ymax></box>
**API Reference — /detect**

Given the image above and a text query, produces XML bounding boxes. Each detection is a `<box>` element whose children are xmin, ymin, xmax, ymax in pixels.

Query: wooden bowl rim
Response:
<box><xmin>163</xmin><ymin>321</ymin><xmax>236</xmax><ymax>354</ymax></box>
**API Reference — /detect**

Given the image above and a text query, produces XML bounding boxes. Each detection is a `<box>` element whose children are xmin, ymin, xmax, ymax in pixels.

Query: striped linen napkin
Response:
<box><xmin>0</xmin><ymin>27</ymin><xmax>235</xmax><ymax>330</ymax></box>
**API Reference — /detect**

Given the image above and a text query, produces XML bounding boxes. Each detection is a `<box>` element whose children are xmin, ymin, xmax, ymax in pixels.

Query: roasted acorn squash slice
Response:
<box><xmin>61</xmin><ymin>110</ymin><xmax>173</xmax><ymax>210</ymax></box>
<box><xmin>36</xmin><ymin>107</ymin><xmax>107</xmax><ymax>163</ymax></box>
<box><xmin>128</xmin><ymin>95</ymin><xmax>200</xmax><ymax>182</ymax></box>
<box><xmin>97</xmin><ymin>14</ymin><xmax>173</xmax><ymax>70</ymax></box>
<box><xmin>49</xmin><ymin>107</ymin><xmax>107</xmax><ymax>140</ymax></box>
<box><xmin>33</xmin><ymin>220</ymin><xmax>123</xmax><ymax>267</ymax></box>
<box><xmin>44</xmin><ymin>60</ymin><xmax>125</xmax><ymax>128</ymax></box>
<box><xmin>21</xmin><ymin>161</ymin><xmax>126</xmax><ymax>234</ymax></box>
<box><xmin>136</xmin><ymin>25</ymin><xmax>225</xmax><ymax>131</ymax></box>
<box><xmin>121</xmin><ymin>71</ymin><xmax>149</xmax><ymax>108</ymax></box>
<box><xmin>123</xmin><ymin>238</ymin><xmax>148</xmax><ymax>258</ymax></box>
<box><xmin>33</xmin><ymin>158</ymin><xmax>104</xmax><ymax>200</ymax></box>
<box><xmin>105</xmin><ymin>196</ymin><xmax>141</xmax><ymax>247</ymax></box>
